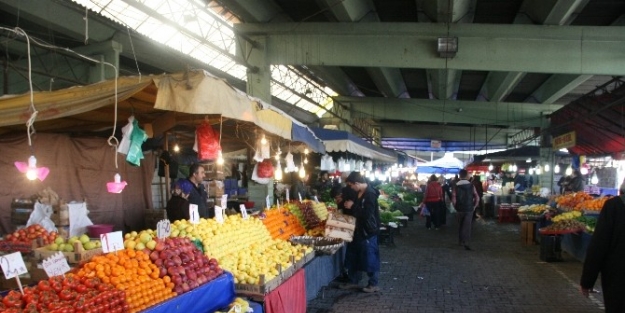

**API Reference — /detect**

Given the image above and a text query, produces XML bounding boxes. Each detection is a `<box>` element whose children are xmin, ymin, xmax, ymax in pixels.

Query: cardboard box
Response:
<box><xmin>208</xmin><ymin>180</ymin><xmax>225</xmax><ymax>197</ymax></box>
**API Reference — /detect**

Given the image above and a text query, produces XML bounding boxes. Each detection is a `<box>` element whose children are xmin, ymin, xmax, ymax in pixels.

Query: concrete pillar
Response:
<box><xmin>238</xmin><ymin>36</ymin><xmax>272</xmax><ymax>103</ymax></box>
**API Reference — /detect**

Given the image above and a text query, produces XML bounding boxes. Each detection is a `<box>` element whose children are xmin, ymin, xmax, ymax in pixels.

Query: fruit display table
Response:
<box><xmin>304</xmin><ymin>247</ymin><xmax>346</xmax><ymax>301</ymax></box>
<box><xmin>143</xmin><ymin>271</ymin><xmax>235</xmax><ymax>313</ymax></box>
<box><xmin>264</xmin><ymin>269</ymin><xmax>306</xmax><ymax>313</ymax></box>
<box><xmin>560</xmin><ymin>232</ymin><xmax>593</xmax><ymax>263</ymax></box>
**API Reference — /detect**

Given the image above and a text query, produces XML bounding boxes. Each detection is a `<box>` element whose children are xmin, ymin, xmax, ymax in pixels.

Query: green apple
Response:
<box><xmin>48</xmin><ymin>243</ymin><xmax>59</xmax><ymax>251</ymax></box>
<box><xmin>68</xmin><ymin>236</ymin><xmax>79</xmax><ymax>245</ymax></box>
<box><xmin>135</xmin><ymin>242</ymin><xmax>146</xmax><ymax>250</ymax></box>
<box><xmin>54</xmin><ymin>237</ymin><xmax>65</xmax><ymax>245</ymax></box>
<box><xmin>64</xmin><ymin>244</ymin><xmax>74</xmax><ymax>252</ymax></box>
<box><xmin>94</xmin><ymin>240</ymin><xmax>102</xmax><ymax>248</ymax></box>
<box><xmin>79</xmin><ymin>234</ymin><xmax>90</xmax><ymax>244</ymax></box>
<box><xmin>145</xmin><ymin>240</ymin><xmax>157</xmax><ymax>250</ymax></box>
<box><xmin>139</xmin><ymin>233</ymin><xmax>152</xmax><ymax>244</ymax></box>
<box><xmin>83</xmin><ymin>241</ymin><xmax>96</xmax><ymax>250</ymax></box>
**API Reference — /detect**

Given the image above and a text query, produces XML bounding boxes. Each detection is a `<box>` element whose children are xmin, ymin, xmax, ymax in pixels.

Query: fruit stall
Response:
<box><xmin>535</xmin><ymin>192</ymin><xmax>604</xmax><ymax>262</ymax></box>
<box><xmin>0</xmin><ymin>198</ymin><xmax>359</xmax><ymax>313</ymax></box>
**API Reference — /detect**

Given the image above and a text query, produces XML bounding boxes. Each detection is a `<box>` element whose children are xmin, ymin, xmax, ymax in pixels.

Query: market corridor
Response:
<box><xmin>307</xmin><ymin>215</ymin><xmax>605</xmax><ymax>313</ymax></box>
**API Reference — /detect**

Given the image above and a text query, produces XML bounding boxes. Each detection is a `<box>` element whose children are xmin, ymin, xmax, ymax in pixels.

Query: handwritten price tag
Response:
<box><xmin>240</xmin><ymin>204</ymin><xmax>249</xmax><ymax>219</ymax></box>
<box><xmin>189</xmin><ymin>204</ymin><xmax>200</xmax><ymax>224</ymax></box>
<box><xmin>221</xmin><ymin>195</ymin><xmax>228</xmax><ymax>210</ymax></box>
<box><xmin>100</xmin><ymin>231</ymin><xmax>124</xmax><ymax>254</ymax></box>
<box><xmin>215</xmin><ymin>205</ymin><xmax>224</xmax><ymax>223</ymax></box>
<box><xmin>0</xmin><ymin>252</ymin><xmax>28</xmax><ymax>279</ymax></box>
<box><xmin>156</xmin><ymin>219</ymin><xmax>171</xmax><ymax>239</ymax></box>
<box><xmin>42</xmin><ymin>252</ymin><xmax>70</xmax><ymax>278</ymax></box>
<box><xmin>286</xmin><ymin>189</ymin><xmax>290</xmax><ymax>202</ymax></box>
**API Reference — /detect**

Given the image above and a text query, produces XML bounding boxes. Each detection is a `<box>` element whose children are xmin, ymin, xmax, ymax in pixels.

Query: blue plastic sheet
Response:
<box><xmin>142</xmin><ymin>272</ymin><xmax>235</xmax><ymax>313</ymax></box>
<box><xmin>304</xmin><ymin>247</ymin><xmax>345</xmax><ymax>301</ymax></box>
<box><xmin>561</xmin><ymin>232</ymin><xmax>593</xmax><ymax>262</ymax></box>
<box><xmin>292</xmin><ymin>124</ymin><xmax>325</xmax><ymax>154</ymax></box>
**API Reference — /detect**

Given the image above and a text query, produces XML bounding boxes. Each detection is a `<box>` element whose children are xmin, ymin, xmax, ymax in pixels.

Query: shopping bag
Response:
<box><xmin>447</xmin><ymin>201</ymin><xmax>457</xmax><ymax>214</ymax></box>
<box><xmin>420</xmin><ymin>204</ymin><xmax>430</xmax><ymax>217</ymax></box>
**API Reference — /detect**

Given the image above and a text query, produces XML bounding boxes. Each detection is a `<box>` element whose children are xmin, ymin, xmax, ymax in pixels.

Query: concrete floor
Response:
<box><xmin>306</xmin><ymin>214</ymin><xmax>604</xmax><ymax>313</ymax></box>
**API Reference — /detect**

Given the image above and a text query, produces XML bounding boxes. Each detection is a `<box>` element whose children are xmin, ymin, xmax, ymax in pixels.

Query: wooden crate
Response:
<box><xmin>293</xmin><ymin>249</ymin><xmax>315</xmax><ymax>270</ymax></box>
<box><xmin>324</xmin><ymin>225</ymin><xmax>354</xmax><ymax>242</ymax></box>
<box><xmin>33</xmin><ymin>241</ymin><xmax>103</xmax><ymax>264</ymax></box>
<box><xmin>521</xmin><ymin>221</ymin><xmax>537</xmax><ymax>245</ymax></box>
<box><xmin>325</xmin><ymin>212</ymin><xmax>356</xmax><ymax>231</ymax></box>
<box><xmin>235</xmin><ymin>272</ymin><xmax>283</xmax><ymax>296</ymax></box>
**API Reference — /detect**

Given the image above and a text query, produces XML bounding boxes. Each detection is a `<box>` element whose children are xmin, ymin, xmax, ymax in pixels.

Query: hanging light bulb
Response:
<box><xmin>107</xmin><ymin>173</ymin><xmax>128</xmax><ymax>193</ymax></box>
<box><xmin>591</xmin><ymin>173</ymin><xmax>599</xmax><ymax>185</ymax></box>
<box><xmin>261</xmin><ymin>134</ymin><xmax>267</xmax><ymax>145</ymax></box>
<box><xmin>304</xmin><ymin>148</ymin><xmax>309</xmax><ymax>155</ymax></box>
<box><xmin>274</xmin><ymin>167</ymin><xmax>283</xmax><ymax>181</ymax></box>
<box><xmin>15</xmin><ymin>155</ymin><xmax>50</xmax><ymax>181</ymax></box>
<box><xmin>275</xmin><ymin>150</ymin><xmax>281</xmax><ymax>161</ymax></box>
<box><xmin>216</xmin><ymin>150</ymin><xmax>224</xmax><ymax>165</ymax></box>
<box><xmin>535</xmin><ymin>166</ymin><xmax>542</xmax><ymax>175</ymax></box>
<box><xmin>580</xmin><ymin>165</ymin><xmax>589</xmax><ymax>175</ymax></box>
<box><xmin>529</xmin><ymin>168</ymin><xmax>534</xmax><ymax>175</ymax></box>
<box><xmin>488</xmin><ymin>163</ymin><xmax>494</xmax><ymax>171</ymax></box>
<box><xmin>511</xmin><ymin>164</ymin><xmax>517</xmax><ymax>172</ymax></box>
<box><xmin>544</xmin><ymin>164</ymin><xmax>550</xmax><ymax>172</ymax></box>
<box><xmin>554</xmin><ymin>164</ymin><xmax>560</xmax><ymax>174</ymax></box>
<box><xmin>565</xmin><ymin>166</ymin><xmax>573</xmax><ymax>176</ymax></box>
<box><xmin>173</xmin><ymin>143</ymin><xmax>180</xmax><ymax>153</ymax></box>
<box><xmin>299</xmin><ymin>166</ymin><xmax>306</xmax><ymax>178</ymax></box>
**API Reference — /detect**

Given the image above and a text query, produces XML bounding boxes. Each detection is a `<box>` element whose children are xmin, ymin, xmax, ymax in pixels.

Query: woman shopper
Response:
<box><xmin>422</xmin><ymin>174</ymin><xmax>444</xmax><ymax>230</ymax></box>
<box><xmin>339</xmin><ymin>172</ymin><xmax>381</xmax><ymax>293</ymax></box>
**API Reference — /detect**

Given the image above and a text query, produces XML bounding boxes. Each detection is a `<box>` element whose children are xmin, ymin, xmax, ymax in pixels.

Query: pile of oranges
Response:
<box><xmin>555</xmin><ymin>192</ymin><xmax>593</xmax><ymax>211</ymax></box>
<box><xmin>575</xmin><ymin>196</ymin><xmax>611</xmax><ymax>211</ymax></box>
<box><xmin>75</xmin><ymin>249</ymin><xmax>176</xmax><ymax>312</ymax></box>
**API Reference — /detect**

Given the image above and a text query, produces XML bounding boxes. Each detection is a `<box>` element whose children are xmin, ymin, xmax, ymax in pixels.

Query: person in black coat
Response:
<box><xmin>580</xmin><ymin>188</ymin><xmax>625</xmax><ymax>312</ymax></box>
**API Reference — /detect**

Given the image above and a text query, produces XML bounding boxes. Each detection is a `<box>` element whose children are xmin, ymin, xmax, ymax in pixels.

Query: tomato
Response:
<box><xmin>58</xmin><ymin>289</ymin><xmax>75</xmax><ymax>301</ymax></box>
<box><xmin>2</xmin><ymin>290</ymin><xmax>23</xmax><ymax>308</ymax></box>
<box><xmin>38</xmin><ymin>280</ymin><xmax>53</xmax><ymax>291</ymax></box>
<box><xmin>74</xmin><ymin>283</ymin><xmax>88</xmax><ymax>293</ymax></box>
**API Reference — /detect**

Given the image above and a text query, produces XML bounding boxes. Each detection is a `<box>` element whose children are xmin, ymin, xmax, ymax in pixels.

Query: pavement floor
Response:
<box><xmin>306</xmin><ymin>214</ymin><xmax>605</xmax><ymax>313</ymax></box>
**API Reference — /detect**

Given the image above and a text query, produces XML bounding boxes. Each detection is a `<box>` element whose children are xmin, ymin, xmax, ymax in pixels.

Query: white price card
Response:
<box><xmin>189</xmin><ymin>204</ymin><xmax>200</xmax><ymax>224</ymax></box>
<box><xmin>266</xmin><ymin>195</ymin><xmax>271</xmax><ymax>209</ymax></box>
<box><xmin>240</xmin><ymin>204</ymin><xmax>249</xmax><ymax>219</ymax></box>
<box><xmin>298</xmin><ymin>192</ymin><xmax>302</xmax><ymax>202</ymax></box>
<box><xmin>276</xmin><ymin>199</ymin><xmax>281</xmax><ymax>208</ymax></box>
<box><xmin>42</xmin><ymin>252</ymin><xmax>70</xmax><ymax>278</ymax></box>
<box><xmin>156</xmin><ymin>219</ymin><xmax>171</xmax><ymax>239</ymax></box>
<box><xmin>215</xmin><ymin>205</ymin><xmax>224</xmax><ymax>223</ymax></box>
<box><xmin>100</xmin><ymin>231</ymin><xmax>124</xmax><ymax>254</ymax></box>
<box><xmin>286</xmin><ymin>189</ymin><xmax>290</xmax><ymax>202</ymax></box>
<box><xmin>0</xmin><ymin>252</ymin><xmax>28</xmax><ymax>279</ymax></box>
<box><xmin>314</xmin><ymin>196</ymin><xmax>319</xmax><ymax>203</ymax></box>
<box><xmin>221</xmin><ymin>195</ymin><xmax>228</xmax><ymax>210</ymax></box>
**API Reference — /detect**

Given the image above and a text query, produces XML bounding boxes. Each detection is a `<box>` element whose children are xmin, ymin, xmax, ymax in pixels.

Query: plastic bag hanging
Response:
<box><xmin>196</xmin><ymin>122</ymin><xmax>220</xmax><ymax>160</ymax></box>
<box><xmin>126</xmin><ymin>118</ymin><xmax>147</xmax><ymax>166</ymax></box>
<box><xmin>285</xmin><ymin>152</ymin><xmax>296</xmax><ymax>173</ymax></box>
<box><xmin>253</xmin><ymin>139</ymin><xmax>264</xmax><ymax>162</ymax></box>
<box><xmin>257</xmin><ymin>159</ymin><xmax>275</xmax><ymax>178</ymax></box>
<box><xmin>251</xmin><ymin>163</ymin><xmax>272</xmax><ymax>184</ymax></box>
<box><xmin>117</xmin><ymin>116</ymin><xmax>135</xmax><ymax>155</ymax></box>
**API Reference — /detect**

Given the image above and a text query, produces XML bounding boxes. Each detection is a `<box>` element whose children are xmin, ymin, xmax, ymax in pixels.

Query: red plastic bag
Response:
<box><xmin>196</xmin><ymin>122</ymin><xmax>220</xmax><ymax>160</ymax></box>
<box><xmin>257</xmin><ymin>159</ymin><xmax>275</xmax><ymax>178</ymax></box>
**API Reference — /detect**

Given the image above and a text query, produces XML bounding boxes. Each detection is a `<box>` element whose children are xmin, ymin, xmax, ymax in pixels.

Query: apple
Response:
<box><xmin>79</xmin><ymin>234</ymin><xmax>90</xmax><ymax>244</ymax></box>
<box><xmin>146</xmin><ymin>240</ymin><xmax>157</xmax><ymax>250</ymax></box>
<box><xmin>54</xmin><ymin>237</ymin><xmax>65</xmax><ymax>245</ymax></box>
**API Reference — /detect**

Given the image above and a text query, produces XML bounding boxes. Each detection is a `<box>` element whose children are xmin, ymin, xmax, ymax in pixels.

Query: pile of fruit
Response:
<box><xmin>0</xmin><ymin>275</ymin><xmax>129</xmax><ymax>313</ymax></box>
<box><xmin>518</xmin><ymin>204</ymin><xmax>550</xmax><ymax>215</ymax></box>
<box><xmin>575</xmin><ymin>196</ymin><xmax>610</xmax><ymax>212</ymax></box>
<box><xmin>75</xmin><ymin>249</ymin><xmax>175</xmax><ymax>312</ymax></box>
<box><xmin>552</xmin><ymin>210</ymin><xmax>582</xmax><ymax>222</ymax></box>
<box><xmin>0</xmin><ymin>224</ymin><xmax>58</xmax><ymax>252</ymax></box>
<box><xmin>216</xmin><ymin>297</ymin><xmax>250</xmax><ymax>313</ymax></box>
<box><xmin>555</xmin><ymin>193</ymin><xmax>593</xmax><ymax>211</ymax></box>
<box><xmin>575</xmin><ymin>216</ymin><xmax>598</xmax><ymax>233</ymax></box>
<box><xmin>286</xmin><ymin>201</ymin><xmax>328</xmax><ymax>230</ymax></box>
<box><xmin>169</xmin><ymin>215</ymin><xmax>312</xmax><ymax>285</ymax></box>
<box><xmin>540</xmin><ymin>219</ymin><xmax>586</xmax><ymax>233</ymax></box>
<box><xmin>46</xmin><ymin>234</ymin><xmax>101</xmax><ymax>252</ymax></box>
<box><xmin>261</xmin><ymin>208</ymin><xmax>306</xmax><ymax>240</ymax></box>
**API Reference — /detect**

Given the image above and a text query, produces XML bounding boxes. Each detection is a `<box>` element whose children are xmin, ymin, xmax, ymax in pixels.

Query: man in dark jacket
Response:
<box><xmin>452</xmin><ymin>169</ymin><xmax>480</xmax><ymax>251</ymax></box>
<box><xmin>580</xmin><ymin>182</ymin><xmax>625</xmax><ymax>312</ymax></box>
<box><xmin>187</xmin><ymin>163</ymin><xmax>210</xmax><ymax>218</ymax></box>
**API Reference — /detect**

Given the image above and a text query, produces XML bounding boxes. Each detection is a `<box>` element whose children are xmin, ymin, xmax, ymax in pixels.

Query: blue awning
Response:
<box><xmin>291</xmin><ymin>123</ymin><xmax>325</xmax><ymax>154</ymax></box>
<box><xmin>311</xmin><ymin>127</ymin><xmax>397</xmax><ymax>163</ymax></box>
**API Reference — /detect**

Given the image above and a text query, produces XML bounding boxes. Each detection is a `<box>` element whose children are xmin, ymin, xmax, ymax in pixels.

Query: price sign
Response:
<box><xmin>189</xmin><ymin>204</ymin><xmax>200</xmax><ymax>224</ymax></box>
<box><xmin>314</xmin><ymin>196</ymin><xmax>319</xmax><ymax>203</ymax></box>
<box><xmin>276</xmin><ymin>199</ymin><xmax>281</xmax><ymax>208</ymax></box>
<box><xmin>286</xmin><ymin>189</ymin><xmax>290</xmax><ymax>202</ymax></box>
<box><xmin>0</xmin><ymin>252</ymin><xmax>28</xmax><ymax>279</ymax></box>
<box><xmin>215</xmin><ymin>205</ymin><xmax>224</xmax><ymax>223</ymax></box>
<box><xmin>42</xmin><ymin>252</ymin><xmax>70</xmax><ymax>278</ymax></box>
<box><xmin>266</xmin><ymin>195</ymin><xmax>271</xmax><ymax>209</ymax></box>
<box><xmin>298</xmin><ymin>192</ymin><xmax>302</xmax><ymax>202</ymax></box>
<box><xmin>100</xmin><ymin>231</ymin><xmax>124</xmax><ymax>254</ymax></box>
<box><xmin>156</xmin><ymin>219</ymin><xmax>171</xmax><ymax>239</ymax></box>
<box><xmin>221</xmin><ymin>195</ymin><xmax>228</xmax><ymax>210</ymax></box>
<box><xmin>239</xmin><ymin>204</ymin><xmax>249</xmax><ymax>219</ymax></box>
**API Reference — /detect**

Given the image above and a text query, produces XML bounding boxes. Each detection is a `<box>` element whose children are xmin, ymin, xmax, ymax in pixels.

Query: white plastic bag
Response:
<box><xmin>26</xmin><ymin>202</ymin><xmax>57</xmax><ymax>233</ymax></box>
<box><xmin>68</xmin><ymin>202</ymin><xmax>93</xmax><ymax>238</ymax></box>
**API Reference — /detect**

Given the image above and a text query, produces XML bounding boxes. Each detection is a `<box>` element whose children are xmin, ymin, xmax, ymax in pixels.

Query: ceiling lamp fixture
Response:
<box><xmin>591</xmin><ymin>173</ymin><xmax>599</xmax><ymax>185</ymax></box>
<box><xmin>11</xmin><ymin>28</ymin><xmax>50</xmax><ymax>182</ymax></box>
<box><xmin>216</xmin><ymin>150</ymin><xmax>224</xmax><ymax>165</ymax></box>
<box><xmin>261</xmin><ymin>134</ymin><xmax>267</xmax><ymax>145</ymax></box>
<box><xmin>565</xmin><ymin>166</ymin><xmax>573</xmax><ymax>176</ymax></box>
<box><xmin>554</xmin><ymin>164</ymin><xmax>560</xmax><ymax>174</ymax></box>
<box><xmin>298</xmin><ymin>164</ymin><xmax>306</xmax><ymax>178</ymax></box>
<box><xmin>529</xmin><ymin>168</ymin><xmax>535</xmax><ymax>175</ymax></box>
<box><xmin>544</xmin><ymin>164</ymin><xmax>550</xmax><ymax>172</ymax></box>
<box><xmin>535</xmin><ymin>166</ymin><xmax>542</xmax><ymax>175</ymax></box>
<box><xmin>488</xmin><ymin>163</ymin><xmax>494</xmax><ymax>171</ymax></box>
<box><xmin>437</xmin><ymin>37</ymin><xmax>458</xmax><ymax>58</ymax></box>
<box><xmin>510</xmin><ymin>164</ymin><xmax>517</xmax><ymax>172</ymax></box>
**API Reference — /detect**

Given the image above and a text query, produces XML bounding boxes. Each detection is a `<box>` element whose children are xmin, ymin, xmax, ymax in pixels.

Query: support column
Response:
<box><xmin>538</xmin><ymin>146</ymin><xmax>555</xmax><ymax>195</ymax></box>
<box><xmin>238</xmin><ymin>36</ymin><xmax>272</xmax><ymax>104</ymax></box>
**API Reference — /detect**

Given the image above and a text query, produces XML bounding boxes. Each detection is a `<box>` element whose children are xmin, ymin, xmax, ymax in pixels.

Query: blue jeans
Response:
<box><xmin>347</xmin><ymin>236</ymin><xmax>380</xmax><ymax>287</ymax></box>
<box><xmin>351</xmin><ymin>270</ymin><xmax>379</xmax><ymax>287</ymax></box>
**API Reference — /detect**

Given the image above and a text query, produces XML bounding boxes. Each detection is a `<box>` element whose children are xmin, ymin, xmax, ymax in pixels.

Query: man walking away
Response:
<box><xmin>452</xmin><ymin>170</ymin><xmax>480</xmax><ymax>251</ymax></box>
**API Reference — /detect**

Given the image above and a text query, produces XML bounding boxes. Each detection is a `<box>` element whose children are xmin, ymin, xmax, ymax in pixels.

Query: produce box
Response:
<box><xmin>33</xmin><ymin>241</ymin><xmax>102</xmax><ymax>264</ymax></box>
<box><xmin>292</xmin><ymin>249</ymin><xmax>315</xmax><ymax>269</ymax></box>
<box><xmin>324</xmin><ymin>226</ymin><xmax>354</xmax><ymax>242</ymax></box>
<box><xmin>520</xmin><ymin>221</ymin><xmax>536</xmax><ymax>245</ymax></box>
<box><xmin>235</xmin><ymin>273</ymin><xmax>282</xmax><ymax>296</ymax></box>
<box><xmin>325</xmin><ymin>212</ymin><xmax>356</xmax><ymax>230</ymax></box>
<box><xmin>0</xmin><ymin>238</ymin><xmax>44</xmax><ymax>253</ymax></box>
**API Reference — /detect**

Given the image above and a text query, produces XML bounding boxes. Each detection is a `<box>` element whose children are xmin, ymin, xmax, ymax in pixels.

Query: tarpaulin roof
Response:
<box><xmin>311</xmin><ymin>127</ymin><xmax>397</xmax><ymax>162</ymax></box>
<box><xmin>549</xmin><ymin>79</ymin><xmax>625</xmax><ymax>157</ymax></box>
<box><xmin>417</xmin><ymin>153</ymin><xmax>465</xmax><ymax>174</ymax></box>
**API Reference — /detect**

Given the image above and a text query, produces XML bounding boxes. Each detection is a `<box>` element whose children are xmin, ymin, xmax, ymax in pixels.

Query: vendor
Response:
<box><xmin>513</xmin><ymin>173</ymin><xmax>527</xmax><ymax>191</ymax></box>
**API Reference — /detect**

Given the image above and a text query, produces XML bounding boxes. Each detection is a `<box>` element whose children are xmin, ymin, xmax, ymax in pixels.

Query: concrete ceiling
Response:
<box><xmin>1</xmin><ymin>0</ymin><xmax>624</xmax><ymax>154</ymax></box>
